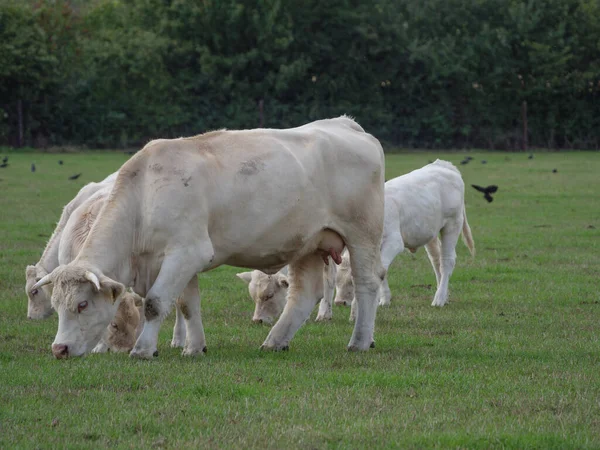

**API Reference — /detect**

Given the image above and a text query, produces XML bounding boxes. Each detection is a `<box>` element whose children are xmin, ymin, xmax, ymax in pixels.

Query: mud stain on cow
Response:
<box><xmin>149</xmin><ymin>163</ymin><xmax>164</xmax><ymax>173</ymax></box>
<box><xmin>182</xmin><ymin>176</ymin><xmax>192</xmax><ymax>187</ymax></box>
<box><xmin>179</xmin><ymin>303</ymin><xmax>191</xmax><ymax>320</ymax></box>
<box><xmin>144</xmin><ymin>297</ymin><xmax>160</xmax><ymax>320</ymax></box>
<box><xmin>238</xmin><ymin>158</ymin><xmax>265</xmax><ymax>176</ymax></box>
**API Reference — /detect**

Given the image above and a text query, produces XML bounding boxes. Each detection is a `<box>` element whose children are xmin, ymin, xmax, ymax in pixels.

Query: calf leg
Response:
<box><xmin>131</xmin><ymin>242</ymin><xmax>213</xmax><ymax>359</ymax></box>
<box><xmin>261</xmin><ymin>253</ymin><xmax>324</xmax><ymax>350</ymax></box>
<box><xmin>424</xmin><ymin>237</ymin><xmax>442</xmax><ymax>286</ymax></box>
<box><xmin>431</xmin><ymin>226</ymin><xmax>460</xmax><ymax>307</ymax></box>
<box><xmin>315</xmin><ymin>259</ymin><xmax>336</xmax><ymax>321</ymax></box>
<box><xmin>175</xmin><ymin>274</ymin><xmax>207</xmax><ymax>356</ymax></box>
<box><xmin>170</xmin><ymin>302</ymin><xmax>187</xmax><ymax>348</ymax></box>
<box><xmin>377</xmin><ymin>235</ymin><xmax>403</xmax><ymax>306</ymax></box>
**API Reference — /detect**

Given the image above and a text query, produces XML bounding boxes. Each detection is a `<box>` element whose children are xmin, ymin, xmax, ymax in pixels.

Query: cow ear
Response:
<box><xmin>277</xmin><ymin>274</ymin><xmax>289</xmax><ymax>288</ymax></box>
<box><xmin>236</xmin><ymin>272</ymin><xmax>253</xmax><ymax>284</ymax></box>
<box><xmin>99</xmin><ymin>274</ymin><xmax>126</xmax><ymax>304</ymax></box>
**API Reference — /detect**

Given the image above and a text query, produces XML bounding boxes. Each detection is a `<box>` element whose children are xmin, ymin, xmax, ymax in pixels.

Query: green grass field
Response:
<box><xmin>1</xmin><ymin>150</ymin><xmax>599</xmax><ymax>449</ymax></box>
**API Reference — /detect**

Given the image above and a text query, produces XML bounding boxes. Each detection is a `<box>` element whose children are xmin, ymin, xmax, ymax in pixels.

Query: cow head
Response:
<box><xmin>30</xmin><ymin>264</ymin><xmax>126</xmax><ymax>358</ymax></box>
<box><xmin>237</xmin><ymin>270</ymin><xmax>289</xmax><ymax>325</ymax></box>
<box><xmin>334</xmin><ymin>252</ymin><xmax>354</xmax><ymax>306</ymax></box>
<box><xmin>25</xmin><ymin>265</ymin><xmax>54</xmax><ymax>319</ymax></box>
<box><xmin>106</xmin><ymin>291</ymin><xmax>143</xmax><ymax>353</ymax></box>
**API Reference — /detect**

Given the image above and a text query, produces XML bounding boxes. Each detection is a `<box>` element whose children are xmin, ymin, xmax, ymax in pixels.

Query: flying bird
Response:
<box><xmin>68</xmin><ymin>173</ymin><xmax>82</xmax><ymax>180</ymax></box>
<box><xmin>31</xmin><ymin>163</ymin><xmax>36</xmax><ymax>172</ymax></box>
<box><xmin>471</xmin><ymin>184</ymin><xmax>498</xmax><ymax>203</ymax></box>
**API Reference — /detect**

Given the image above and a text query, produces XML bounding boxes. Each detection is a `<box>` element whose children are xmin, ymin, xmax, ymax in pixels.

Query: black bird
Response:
<box><xmin>471</xmin><ymin>184</ymin><xmax>498</xmax><ymax>203</ymax></box>
<box><xmin>68</xmin><ymin>173</ymin><xmax>82</xmax><ymax>180</ymax></box>
<box><xmin>0</xmin><ymin>162</ymin><xmax>8</xmax><ymax>168</ymax></box>
<box><xmin>481</xmin><ymin>160</ymin><xmax>487</xmax><ymax>164</ymax></box>
<box><xmin>2</xmin><ymin>156</ymin><xmax>7</xmax><ymax>163</ymax></box>
<box><xmin>58</xmin><ymin>160</ymin><xmax>63</xmax><ymax>165</ymax></box>
<box><xmin>31</xmin><ymin>163</ymin><xmax>36</xmax><ymax>172</ymax></box>
<box><xmin>466</xmin><ymin>156</ymin><xmax>474</xmax><ymax>161</ymax></box>
<box><xmin>460</xmin><ymin>159</ymin><xmax>470</xmax><ymax>165</ymax></box>
<box><xmin>528</xmin><ymin>154</ymin><xmax>534</xmax><ymax>159</ymax></box>
<box><xmin>552</xmin><ymin>169</ymin><xmax>557</xmax><ymax>173</ymax></box>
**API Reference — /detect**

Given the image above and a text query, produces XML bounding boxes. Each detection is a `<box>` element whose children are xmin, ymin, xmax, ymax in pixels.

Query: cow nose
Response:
<box><xmin>52</xmin><ymin>344</ymin><xmax>69</xmax><ymax>359</ymax></box>
<box><xmin>253</xmin><ymin>318</ymin><xmax>263</xmax><ymax>324</ymax></box>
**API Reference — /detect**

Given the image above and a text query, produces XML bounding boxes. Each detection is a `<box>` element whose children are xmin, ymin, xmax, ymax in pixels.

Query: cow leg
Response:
<box><xmin>377</xmin><ymin>234</ymin><xmax>403</xmax><ymax>306</ymax></box>
<box><xmin>261</xmin><ymin>253</ymin><xmax>324</xmax><ymax>350</ymax></box>
<box><xmin>424</xmin><ymin>237</ymin><xmax>442</xmax><ymax>287</ymax></box>
<box><xmin>315</xmin><ymin>259</ymin><xmax>336</xmax><ymax>322</ymax></box>
<box><xmin>170</xmin><ymin>302</ymin><xmax>187</xmax><ymax>348</ymax></box>
<box><xmin>347</xmin><ymin>244</ymin><xmax>385</xmax><ymax>351</ymax></box>
<box><xmin>131</xmin><ymin>244</ymin><xmax>213</xmax><ymax>359</ymax></box>
<box><xmin>175</xmin><ymin>274</ymin><xmax>207</xmax><ymax>356</ymax></box>
<box><xmin>431</xmin><ymin>226</ymin><xmax>460</xmax><ymax>307</ymax></box>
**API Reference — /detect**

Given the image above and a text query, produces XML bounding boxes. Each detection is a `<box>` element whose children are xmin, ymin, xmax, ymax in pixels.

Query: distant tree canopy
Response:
<box><xmin>1</xmin><ymin>0</ymin><xmax>599</xmax><ymax>149</ymax></box>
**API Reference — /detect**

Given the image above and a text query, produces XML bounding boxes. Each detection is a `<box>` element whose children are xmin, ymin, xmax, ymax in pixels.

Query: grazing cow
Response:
<box><xmin>333</xmin><ymin>160</ymin><xmax>475</xmax><ymax>318</ymax></box>
<box><xmin>25</xmin><ymin>172</ymin><xmax>118</xmax><ymax>319</ymax></box>
<box><xmin>237</xmin><ymin>257</ymin><xmax>337</xmax><ymax>324</ymax></box>
<box><xmin>31</xmin><ymin>116</ymin><xmax>385</xmax><ymax>359</ymax></box>
<box><xmin>57</xmin><ymin>187</ymin><xmax>188</xmax><ymax>349</ymax></box>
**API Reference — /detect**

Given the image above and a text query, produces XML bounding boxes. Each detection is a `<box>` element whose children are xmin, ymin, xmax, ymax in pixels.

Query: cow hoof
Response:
<box><xmin>203</xmin><ymin>346</ymin><xmax>207</xmax><ymax>354</ymax></box>
<box><xmin>182</xmin><ymin>346</ymin><xmax>206</xmax><ymax>357</ymax></box>
<box><xmin>170</xmin><ymin>339</ymin><xmax>185</xmax><ymax>348</ymax></box>
<box><xmin>315</xmin><ymin>315</ymin><xmax>332</xmax><ymax>322</ymax></box>
<box><xmin>129</xmin><ymin>348</ymin><xmax>157</xmax><ymax>359</ymax></box>
<box><xmin>378</xmin><ymin>299</ymin><xmax>390</xmax><ymax>306</ymax></box>
<box><xmin>259</xmin><ymin>343</ymin><xmax>289</xmax><ymax>352</ymax></box>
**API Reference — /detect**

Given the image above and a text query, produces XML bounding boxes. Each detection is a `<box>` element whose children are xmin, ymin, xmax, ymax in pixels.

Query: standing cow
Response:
<box><xmin>334</xmin><ymin>159</ymin><xmax>475</xmax><ymax>318</ymax></box>
<box><xmin>25</xmin><ymin>172</ymin><xmax>118</xmax><ymax>319</ymax></box>
<box><xmin>31</xmin><ymin>117</ymin><xmax>386</xmax><ymax>359</ymax></box>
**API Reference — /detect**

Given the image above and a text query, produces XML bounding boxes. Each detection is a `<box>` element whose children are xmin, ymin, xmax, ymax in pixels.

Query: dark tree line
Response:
<box><xmin>1</xmin><ymin>0</ymin><xmax>599</xmax><ymax>150</ymax></box>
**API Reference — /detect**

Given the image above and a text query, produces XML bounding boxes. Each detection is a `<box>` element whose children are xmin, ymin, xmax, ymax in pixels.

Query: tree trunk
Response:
<box><xmin>17</xmin><ymin>98</ymin><xmax>24</xmax><ymax>148</ymax></box>
<box><xmin>258</xmin><ymin>99</ymin><xmax>264</xmax><ymax>128</ymax></box>
<box><xmin>521</xmin><ymin>100</ymin><xmax>528</xmax><ymax>151</ymax></box>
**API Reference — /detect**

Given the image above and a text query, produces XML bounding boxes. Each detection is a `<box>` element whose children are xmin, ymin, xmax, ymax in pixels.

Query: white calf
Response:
<box><xmin>334</xmin><ymin>159</ymin><xmax>475</xmax><ymax>317</ymax></box>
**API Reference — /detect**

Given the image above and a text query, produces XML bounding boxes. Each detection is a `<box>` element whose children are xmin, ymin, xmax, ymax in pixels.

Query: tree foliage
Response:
<box><xmin>1</xmin><ymin>0</ymin><xmax>599</xmax><ymax>149</ymax></box>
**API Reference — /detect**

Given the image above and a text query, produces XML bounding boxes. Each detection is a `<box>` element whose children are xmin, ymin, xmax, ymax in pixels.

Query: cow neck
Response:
<box><xmin>38</xmin><ymin>206</ymin><xmax>72</xmax><ymax>273</ymax></box>
<box><xmin>73</xmin><ymin>193</ymin><xmax>136</xmax><ymax>284</ymax></box>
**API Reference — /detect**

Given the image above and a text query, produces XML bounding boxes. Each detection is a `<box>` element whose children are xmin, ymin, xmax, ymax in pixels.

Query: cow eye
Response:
<box><xmin>31</xmin><ymin>289</ymin><xmax>39</xmax><ymax>296</ymax></box>
<box><xmin>110</xmin><ymin>322</ymin><xmax>118</xmax><ymax>329</ymax></box>
<box><xmin>77</xmin><ymin>301</ymin><xmax>89</xmax><ymax>313</ymax></box>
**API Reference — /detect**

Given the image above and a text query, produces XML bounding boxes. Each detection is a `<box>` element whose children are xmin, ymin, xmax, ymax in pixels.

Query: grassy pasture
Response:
<box><xmin>0</xmin><ymin>150</ymin><xmax>599</xmax><ymax>449</ymax></box>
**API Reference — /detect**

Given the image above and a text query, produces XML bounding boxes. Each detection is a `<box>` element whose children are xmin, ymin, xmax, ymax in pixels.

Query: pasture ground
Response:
<box><xmin>0</xmin><ymin>150</ymin><xmax>599</xmax><ymax>449</ymax></box>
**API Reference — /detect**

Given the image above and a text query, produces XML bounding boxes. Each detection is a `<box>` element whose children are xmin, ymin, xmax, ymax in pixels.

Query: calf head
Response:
<box><xmin>237</xmin><ymin>270</ymin><xmax>289</xmax><ymax>325</ymax></box>
<box><xmin>106</xmin><ymin>291</ymin><xmax>143</xmax><ymax>352</ymax></box>
<box><xmin>25</xmin><ymin>265</ymin><xmax>54</xmax><ymax>319</ymax></box>
<box><xmin>333</xmin><ymin>253</ymin><xmax>354</xmax><ymax>306</ymax></box>
<box><xmin>31</xmin><ymin>264</ymin><xmax>125</xmax><ymax>358</ymax></box>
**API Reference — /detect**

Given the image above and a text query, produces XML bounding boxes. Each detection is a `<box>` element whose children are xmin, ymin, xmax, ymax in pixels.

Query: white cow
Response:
<box><xmin>57</xmin><ymin>186</ymin><xmax>188</xmax><ymax>350</ymax></box>
<box><xmin>237</xmin><ymin>258</ymin><xmax>337</xmax><ymax>324</ymax></box>
<box><xmin>31</xmin><ymin>117</ymin><xmax>386</xmax><ymax>359</ymax></box>
<box><xmin>25</xmin><ymin>172</ymin><xmax>118</xmax><ymax>319</ymax></box>
<box><xmin>334</xmin><ymin>159</ymin><xmax>475</xmax><ymax>318</ymax></box>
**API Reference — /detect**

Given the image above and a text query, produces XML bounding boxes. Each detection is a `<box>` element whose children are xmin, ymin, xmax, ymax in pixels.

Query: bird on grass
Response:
<box><xmin>528</xmin><ymin>154</ymin><xmax>534</xmax><ymax>159</ymax></box>
<box><xmin>2</xmin><ymin>156</ymin><xmax>7</xmax><ymax>163</ymax></box>
<box><xmin>552</xmin><ymin>169</ymin><xmax>557</xmax><ymax>173</ymax></box>
<box><xmin>0</xmin><ymin>162</ymin><xmax>8</xmax><ymax>168</ymax></box>
<box><xmin>460</xmin><ymin>159</ymin><xmax>470</xmax><ymax>165</ymax></box>
<box><xmin>68</xmin><ymin>173</ymin><xmax>82</xmax><ymax>180</ymax></box>
<box><xmin>31</xmin><ymin>163</ymin><xmax>36</xmax><ymax>172</ymax></box>
<box><xmin>481</xmin><ymin>160</ymin><xmax>487</xmax><ymax>164</ymax></box>
<box><xmin>58</xmin><ymin>160</ymin><xmax>63</xmax><ymax>165</ymax></box>
<box><xmin>471</xmin><ymin>184</ymin><xmax>498</xmax><ymax>203</ymax></box>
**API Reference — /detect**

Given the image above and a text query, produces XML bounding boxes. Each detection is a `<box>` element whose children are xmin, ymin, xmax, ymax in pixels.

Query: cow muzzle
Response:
<box><xmin>52</xmin><ymin>344</ymin><xmax>69</xmax><ymax>359</ymax></box>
